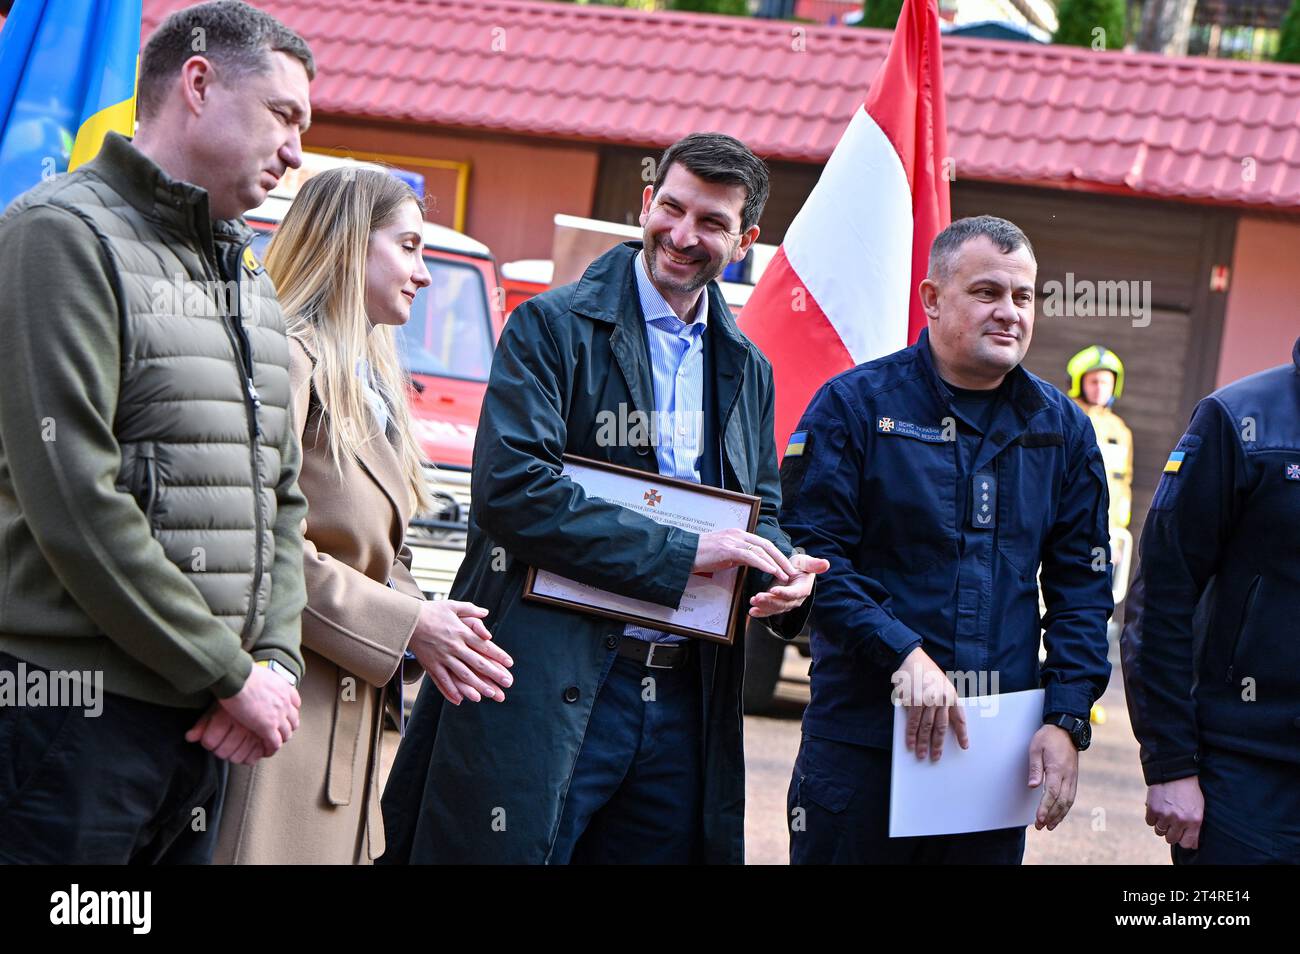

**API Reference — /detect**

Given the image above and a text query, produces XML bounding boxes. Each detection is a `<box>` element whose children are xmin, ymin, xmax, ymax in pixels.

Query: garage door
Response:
<box><xmin>953</xmin><ymin>183</ymin><xmax>1236</xmax><ymax>548</ymax></box>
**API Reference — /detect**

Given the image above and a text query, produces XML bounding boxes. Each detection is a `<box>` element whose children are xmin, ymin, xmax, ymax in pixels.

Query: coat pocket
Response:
<box><xmin>0</xmin><ymin>700</ymin><xmax>79</xmax><ymax>817</ymax></box>
<box><xmin>1224</xmin><ymin>574</ymin><xmax>1262</xmax><ymax>684</ymax></box>
<box><xmin>994</xmin><ymin>446</ymin><xmax>1060</xmax><ymax>580</ymax></box>
<box><xmin>795</xmin><ymin>771</ymin><xmax>855</xmax><ymax>814</ymax></box>
<box><xmin>130</xmin><ymin>441</ymin><xmax>161</xmax><ymax>528</ymax></box>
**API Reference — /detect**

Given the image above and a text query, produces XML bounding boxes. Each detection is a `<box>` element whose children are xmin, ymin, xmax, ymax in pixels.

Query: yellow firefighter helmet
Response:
<box><xmin>1067</xmin><ymin>346</ymin><xmax>1125</xmax><ymax>401</ymax></box>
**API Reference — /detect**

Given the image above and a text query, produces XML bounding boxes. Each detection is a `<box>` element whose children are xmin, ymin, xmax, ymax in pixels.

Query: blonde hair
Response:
<box><xmin>265</xmin><ymin>166</ymin><xmax>432</xmax><ymax>513</ymax></box>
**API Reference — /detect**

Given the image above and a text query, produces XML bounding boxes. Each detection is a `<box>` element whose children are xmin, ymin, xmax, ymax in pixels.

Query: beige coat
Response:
<box><xmin>215</xmin><ymin>336</ymin><xmax>426</xmax><ymax>864</ymax></box>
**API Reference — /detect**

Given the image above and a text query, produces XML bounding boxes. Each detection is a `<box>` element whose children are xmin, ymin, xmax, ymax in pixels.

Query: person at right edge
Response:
<box><xmin>779</xmin><ymin>216</ymin><xmax>1114</xmax><ymax>864</ymax></box>
<box><xmin>1122</xmin><ymin>337</ymin><xmax>1300</xmax><ymax>865</ymax></box>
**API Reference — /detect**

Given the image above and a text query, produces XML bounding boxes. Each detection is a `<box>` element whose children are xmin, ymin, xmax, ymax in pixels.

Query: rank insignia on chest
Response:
<box><xmin>970</xmin><ymin>473</ymin><xmax>997</xmax><ymax>530</ymax></box>
<box><xmin>1286</xmin><ymin>463</ymin><xmax>1300</xmax><ymax>481</ymax></box>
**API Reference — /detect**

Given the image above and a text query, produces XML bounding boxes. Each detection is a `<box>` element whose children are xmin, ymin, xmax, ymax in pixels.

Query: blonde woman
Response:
<box><xmin>214</xmin><ymin>168</ymin><xmax>514</xmax><ymax>864</ymax></box>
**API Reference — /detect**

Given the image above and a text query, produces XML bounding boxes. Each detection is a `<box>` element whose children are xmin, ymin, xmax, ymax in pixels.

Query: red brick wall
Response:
<box><xmin>1218</xmin><ymin>215</ymin><xmax>1300</xmax><ymax>386</ymax></box>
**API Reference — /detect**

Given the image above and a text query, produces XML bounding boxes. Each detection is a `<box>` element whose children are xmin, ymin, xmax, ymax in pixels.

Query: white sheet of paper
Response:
<box><xmin>889</xmin><ymin>687</ymin><xmax>1045</xmax><ymax>838</ymax></box>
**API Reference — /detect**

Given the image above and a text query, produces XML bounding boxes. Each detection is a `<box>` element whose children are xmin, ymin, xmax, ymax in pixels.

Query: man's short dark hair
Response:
<box><xmin>138</xmin><ymin>1</ymin><xmax>315</xmax><ymax>118</ymax></box>
<box><xmin>652</xmin><ymin>132</ymin><xmax>770</xmax><ymax>233</ymax></box>
<box><xmin>928</xmin><ymin>215</ymin><xmax>1036</xmax><ymax>283</ymax></box>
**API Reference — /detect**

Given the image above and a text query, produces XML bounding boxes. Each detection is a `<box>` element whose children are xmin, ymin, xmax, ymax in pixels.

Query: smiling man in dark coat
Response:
<box><xmin>381</xmin><ymin>132</ymin><xmax>826</xmax><ymax>864</ymax></box>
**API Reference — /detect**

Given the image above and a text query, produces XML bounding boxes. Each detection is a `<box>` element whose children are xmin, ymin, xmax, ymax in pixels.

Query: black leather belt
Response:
<box><xmin>616</xmin><ymin>635</ymin><xmax>692</xmax><ymax>669</ymax></box>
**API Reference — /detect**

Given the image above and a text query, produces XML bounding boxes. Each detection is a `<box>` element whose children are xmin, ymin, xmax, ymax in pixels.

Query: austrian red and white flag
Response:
<box><xmin>739</xmin><ymin>0</ymin><xmax>950</xmax><ymax>451</ymax></box>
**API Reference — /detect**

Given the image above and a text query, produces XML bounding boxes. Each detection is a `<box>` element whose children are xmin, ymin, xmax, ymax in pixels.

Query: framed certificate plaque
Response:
<box><xmin>523</xmin><ymin>454</ymin><xmax>761</xmax><ymax>644</ymax></box>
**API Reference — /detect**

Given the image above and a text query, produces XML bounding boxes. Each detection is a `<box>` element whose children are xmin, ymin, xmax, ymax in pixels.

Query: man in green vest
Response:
<box><xmin>0</xmin><ymin>1</ymin><xmax>314</xmax><ymax>863</ymax></box>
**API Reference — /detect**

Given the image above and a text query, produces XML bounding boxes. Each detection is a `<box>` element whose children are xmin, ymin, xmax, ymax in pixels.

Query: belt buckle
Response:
<box><xmin>645</xmin><ymin>643</ymin><xmax>675</xmax><ymax>670</ymax></box>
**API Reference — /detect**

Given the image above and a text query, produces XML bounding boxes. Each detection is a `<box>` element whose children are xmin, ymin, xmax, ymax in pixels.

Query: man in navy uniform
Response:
<box><xmin>1122</xmin><ymin>338</ymin><xmax>1300</xmax><ymax>864</ymax></box>
<box><xmin>780</xmin><ymin>216</ymin><xmax>1113</xmax><ymax>864</ymax></box>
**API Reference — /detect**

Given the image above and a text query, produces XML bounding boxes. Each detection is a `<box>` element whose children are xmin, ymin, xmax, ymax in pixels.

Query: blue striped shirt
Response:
<box><xmin>624</xmin><ymin>250</ymin><xmax>708</xmax><ymax>644</ymax></box>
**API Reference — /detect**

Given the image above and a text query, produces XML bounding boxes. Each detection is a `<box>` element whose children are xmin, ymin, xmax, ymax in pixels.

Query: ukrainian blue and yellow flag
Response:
<box><xmin>0</xmin><ymin>0</ymin><xmax>142</xmax><ymax>210</ymax></box>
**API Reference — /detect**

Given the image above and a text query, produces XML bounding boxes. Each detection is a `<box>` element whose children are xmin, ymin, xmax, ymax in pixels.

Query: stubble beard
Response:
<box><xmin>645</xmin><ymin>232</ymin><xmax>732</xmax><ymax>297</ymax></box>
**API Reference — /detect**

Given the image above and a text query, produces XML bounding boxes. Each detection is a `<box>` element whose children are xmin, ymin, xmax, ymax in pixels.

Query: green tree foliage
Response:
<box><xmin>668</xmin><ymin>0</ymin><xmax>751</xmax><ymax>13</ymax></box>
<box><xmin>1278</xmin><ymin>0</ymin><xmax>1300</xmax><ymax>63</ymax></box>
<box><xmin>859</xmin><ymin>0</ymin><xmax>904</xmax><ymax>29</ymax></box>
<box><xmin>1054</xmin><ymin>0</ymin><xmax>1126</xmax><ymax>49</ymax></box>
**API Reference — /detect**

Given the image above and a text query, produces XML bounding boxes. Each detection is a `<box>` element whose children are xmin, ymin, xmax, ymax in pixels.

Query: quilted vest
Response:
<box><xmin>36</xmin><ymin>134</ymin><xmax>293</xmax><ymax>647</ymax></box>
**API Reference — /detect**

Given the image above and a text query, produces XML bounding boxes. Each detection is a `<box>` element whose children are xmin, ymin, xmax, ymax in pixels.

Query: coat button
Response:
<box><xmin>563</xmin><ymin>686</ymin><xmax>580</xmax><ymax>704</ymax></box>
<box><xmin>604</xmin><ymin>635</ymin><xmax>618</xmax><ymax>649</ymax></box>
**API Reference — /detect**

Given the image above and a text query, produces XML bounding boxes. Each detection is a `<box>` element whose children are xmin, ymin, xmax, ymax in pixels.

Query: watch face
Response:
<box><xmin>267</xmin><ymin>660</ymin><xmax>297</xmax><ymax>686</ymax></box>
<box><xmin>1074</xmin><ymin>719</ymin><xmax>1092</xmax><ymax>750</ymax></box>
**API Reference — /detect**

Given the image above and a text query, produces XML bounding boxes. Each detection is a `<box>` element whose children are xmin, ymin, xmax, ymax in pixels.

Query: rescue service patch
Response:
<box><xmin>876</xmin><ymin>417</ymin><xmax>947</xmax><ymax>443</ymax></box>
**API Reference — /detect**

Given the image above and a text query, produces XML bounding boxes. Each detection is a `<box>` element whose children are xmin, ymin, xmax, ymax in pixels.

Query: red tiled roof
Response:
<box><xmin>139</xmin><ymin>0</ymin><xmax>1300</xmax><ymax>209</ymax></box>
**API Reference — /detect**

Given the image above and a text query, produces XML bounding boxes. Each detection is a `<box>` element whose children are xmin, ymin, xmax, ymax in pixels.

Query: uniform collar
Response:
<box><xmin>571</xmin><ymin>241</ymin><xmax>745</xmax><ymax>350</ymax></box>
<box><xmin>85</xmin><ymin>132</ymin><xmax>252</xmax><ymax>251</ymax></box>
<box><xmin>915</xmin><ymin>326</ymin><xmax>1048</xmax><ymax>425</ymax></box>
<box><xmin>568</xmin><ymin>242</ymin><xmax>749</xmax><ymax>463</ymax></box>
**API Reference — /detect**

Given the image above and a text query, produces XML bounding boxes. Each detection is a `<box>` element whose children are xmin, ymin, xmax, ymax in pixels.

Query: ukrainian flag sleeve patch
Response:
<box><xmin>1151</xmin><ymin>434</ymin><xmax>1201</xmax><ymax>512</ymax></box>
<box><xmin>780</xmin><ymin>429</ymin><xmax>814</xmax><ymax>504</ymax></box>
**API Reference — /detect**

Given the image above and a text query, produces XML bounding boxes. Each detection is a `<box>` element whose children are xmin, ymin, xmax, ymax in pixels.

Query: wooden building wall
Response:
<box><xmin>303</xmin><ymin>117</ymin><xmax>601</xmax><ymax>265</ymax></box>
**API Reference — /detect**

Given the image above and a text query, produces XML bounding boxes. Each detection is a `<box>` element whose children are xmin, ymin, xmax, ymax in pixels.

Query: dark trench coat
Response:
<box><xmin>380</xmin><ymin>241</ymin><xmax>811</xmax><ymax>864</ymax></box>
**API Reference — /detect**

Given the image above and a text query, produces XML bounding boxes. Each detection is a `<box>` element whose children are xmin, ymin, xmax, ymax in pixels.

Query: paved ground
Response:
<box><xmin>743</xmin><ymin>646</ymin><xmax>1171</xmax><ymax>865</ymax></box>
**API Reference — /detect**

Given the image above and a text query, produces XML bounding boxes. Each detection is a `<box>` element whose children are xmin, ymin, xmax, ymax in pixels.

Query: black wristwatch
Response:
<box><xmin>1046</xmin><ymin>713</ymin><xmax>1091</xmax><ymax>751</ymax></box>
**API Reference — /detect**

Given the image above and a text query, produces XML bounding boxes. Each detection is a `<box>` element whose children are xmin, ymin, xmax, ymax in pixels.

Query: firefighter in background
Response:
<box><xmin>1069</xmin><ymin>347</ymin><xmax>1133</xmax><ymax>529</ymax></box>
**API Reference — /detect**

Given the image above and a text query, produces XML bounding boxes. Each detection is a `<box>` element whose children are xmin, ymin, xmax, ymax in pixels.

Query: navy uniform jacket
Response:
<box><xmin>1122</xmin><ymin>338</ymin><xmax>1300</xmax><ymax>783</ymax></box>
<box><xmin>780</xmin><ymin>329</ymin><xmax>1113</xmax><ymax>749</ymax></box>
